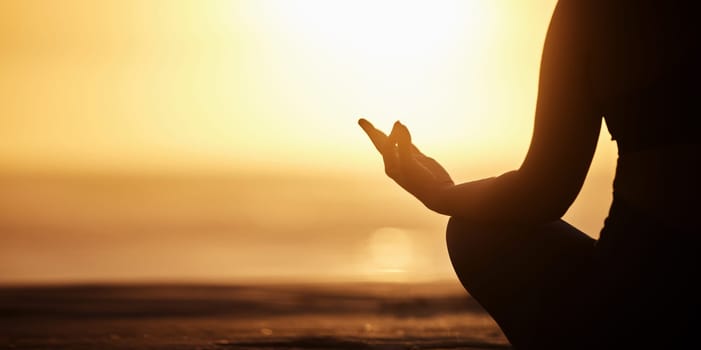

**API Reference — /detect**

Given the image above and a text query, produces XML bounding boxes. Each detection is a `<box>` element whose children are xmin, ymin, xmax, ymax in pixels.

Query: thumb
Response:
<box><xmin>395</xmin><ymin>122</ymin><xmax>414</xmax><ymax>170</ymax></box>
<box><xmin>396</xmin><ymin>122</ymin><xmax>412</xmax><ymax>153</ymax></box>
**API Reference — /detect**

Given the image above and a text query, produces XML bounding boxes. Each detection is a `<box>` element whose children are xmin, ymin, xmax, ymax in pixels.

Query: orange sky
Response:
<box><xmin>0</xmin><ymin>0</ymin><xmax>618</xmax><ymax>283</ymax></box>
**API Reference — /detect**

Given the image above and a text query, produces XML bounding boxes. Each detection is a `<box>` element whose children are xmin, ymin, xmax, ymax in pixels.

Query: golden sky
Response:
<box><xmin>0</xmin><ymin>0</ymin><xmax>601</xmax><ymax>173</ymax></box>
<box><xmin>0</xmin><ymin>0</ymin><xmax>618</xmax><ymax>283</ymax></box>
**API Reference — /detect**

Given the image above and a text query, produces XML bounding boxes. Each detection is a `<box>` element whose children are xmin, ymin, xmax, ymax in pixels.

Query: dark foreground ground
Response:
<box><xmin>0</xmin><ymin>281</ymin><xmax>509</xmax><ymax>349</ymax></box>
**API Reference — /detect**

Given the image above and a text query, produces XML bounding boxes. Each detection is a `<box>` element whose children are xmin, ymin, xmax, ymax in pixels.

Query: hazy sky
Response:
<box><xmin>0</xmin><ymin>0</ymin><xmax>619</xmax><ymax>283</ymax></box>
<box><xmin>0</xmin><ymin>0</ymin><xmax>602</xmax><ymax>173</ymax></box>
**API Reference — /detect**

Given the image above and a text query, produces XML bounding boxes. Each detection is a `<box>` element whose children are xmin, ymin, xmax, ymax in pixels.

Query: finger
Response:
<box><xmin>391</xmin><ymin>124</ymin><xmax>430</xmax><ymax>163</ymax></box>
<box><xmin>390</xmin><ymin>125</ymin><xmax>424</xmax><ymax>158</ymax></box>
<box><xmin>387</xmin><ymin>121</ymin><xmax>399</xmax><ymax>146</ymax></box>
<box><xmin>358</xmin><ymin>118</ymin><xmax>389</xmax><ymax>153</ymax></box>
<box><xmin>396</xmin><ymin>122</ymin><xmax>453</xmax><ymax>185</ymax></box>
<box><xmin>359</xmin><ymin>119</ymin><xmax>400</xmax><ymax>179</ymax></box>
<box><xmin>414</xmin><ymin>150</ymin><xmax>453</xmax><ymax>184</ymax></box>
<box><xmin>422</xmin><ymin>157</ymin><xmax>453</xmax><ymax>183</ymax></box>
<box><xmin>395</xmin><ymin>122</ymin><xmax>422</xmax><ymax>186</ymax></box>
<box><xmin>392</xmin><ymin>121</ymin><xmax>423</xmax><ymax>158</ymax></box>
<box><xmin>410</xmin><ymin>144</ymin><xmax>426</xmax><ymax>157</ymax></box>
<box><xmin>395</xmin><ymin>122</ymin><xmax>413</xmax><ymax>161</ymax></box>
<box><xmin>383</xmin><ymin>121</ymin><xmax>403</xmax><ymax>179</ymax></box>
<box><xmin>396</xmin><ymin>122</ymin><xmax>412</xmax><ymax>145</ymax></box>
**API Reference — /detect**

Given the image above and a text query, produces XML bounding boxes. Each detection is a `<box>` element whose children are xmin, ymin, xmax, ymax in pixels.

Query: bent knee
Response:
<box><xmin>445</xmin><ymin>217</ymin><xmax>519</xmax><ymax>271</ymax></box>
<box><xmin>445</xmin><ymin>216</ymin><xmax>486</xmax><ymax>263</ymax></box>
<box><xmin>446</xmin><ymin>217</ymin><xmax>466</xmax><ymax>249</ymax></box>
<box><xmin>445</xmin><ymin>216</ymin><xmax>489</xmax><ymax>250</ymax></box>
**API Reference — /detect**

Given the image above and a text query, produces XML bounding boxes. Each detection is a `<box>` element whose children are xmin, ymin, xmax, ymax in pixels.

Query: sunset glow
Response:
<box><xmin>0</xmin><ymin>0</ymin><xmax>574</xmax><ymax>173</ymax></box>
<box><xmin>366</xmin><ymin>227</ymin><xmax>414</xmax><ymax>276</ymax></box>
<box><xmin>0</xmin><ymin>0</ymin><xmax>618</xmax><ymax>284</ymax></box>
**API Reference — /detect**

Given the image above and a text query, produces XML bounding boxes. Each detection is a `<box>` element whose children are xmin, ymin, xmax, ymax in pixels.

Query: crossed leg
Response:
<box><xmin>445</xmin><ymin>217</ymin><xmax>596</xmax><ymax>349</ymax></box>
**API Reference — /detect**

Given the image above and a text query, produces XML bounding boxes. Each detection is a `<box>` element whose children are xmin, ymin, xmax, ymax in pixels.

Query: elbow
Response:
<box><xmin>536</xmin><ymin>205</ymin><xmax>569</xmax><ymax>223</ymax></box>
<box><xmin>514</xmin><ymin>167</ymin><xmax>582</xmax><ymax>223</ymax></box>
<box><xmin>526</xmin><ymin>189</ymin><xmax>577</xmax><ymax>223</ymax></box>
<box><xmin>420</xmin><ymin>184</ymin><xmax>457</xmax><ymax>216</ymax></box>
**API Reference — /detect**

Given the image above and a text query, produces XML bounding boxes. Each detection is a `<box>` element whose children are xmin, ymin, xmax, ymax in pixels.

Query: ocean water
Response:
<box><xmin>0</xmin><ymin>281</ymin><xmax>510</xmax><ymax>349</ymax></box>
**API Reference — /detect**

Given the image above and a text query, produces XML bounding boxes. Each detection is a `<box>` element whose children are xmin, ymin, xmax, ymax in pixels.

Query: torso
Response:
<box><xmin>588</xmin><ymin>1</ymin><xmax>700</xmax><ymax>155</ymax></box>
<box><xmin>585</xmin><ymin>1</ymin><xmax>700</xmax><ymax>230</ymax></box>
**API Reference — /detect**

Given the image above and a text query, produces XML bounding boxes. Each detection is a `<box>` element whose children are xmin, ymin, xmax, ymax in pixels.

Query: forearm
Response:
<box><xmin>427</xmin><ymin>170</ymin><xmax>569</xmax><ymax>224</ymax></box>
<box><xmin>427</xmin><ymin>177</ymin><xmax>497</xmax><ymax>217</ymax></box>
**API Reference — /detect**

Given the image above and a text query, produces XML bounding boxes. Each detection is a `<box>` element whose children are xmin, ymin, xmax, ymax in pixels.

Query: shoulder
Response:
<box><xmin>541</xmin><ymin>0</ymin><xmax>597</xmax><ymax>62</ymax></box>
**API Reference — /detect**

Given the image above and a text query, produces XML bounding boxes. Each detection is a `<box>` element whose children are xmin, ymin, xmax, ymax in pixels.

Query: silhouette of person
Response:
<box><xmin>360</xmin><ymin>1</ymin><xmax>699</xmax><ymax>349</ymax></box>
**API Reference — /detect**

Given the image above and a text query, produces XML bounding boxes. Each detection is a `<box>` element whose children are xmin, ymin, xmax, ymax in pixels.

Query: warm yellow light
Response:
<box><xmin>0</xmin><ymin>0</ymin><xmax>562</xmax><ymax>173</ymax></box>
<box><xmin>251</xmin><ymin>0</ymin><xmax>499</xmax><ymax>150</ymax></box>
<box><xmin>366</xmin><ymin>227</ymin><xmax>414</xmax><ymax>274</ymax></box>
<box><xmin>259</xmin><ymin>0</ymin><xmax>491</xmax><ymax>57</ymax></box>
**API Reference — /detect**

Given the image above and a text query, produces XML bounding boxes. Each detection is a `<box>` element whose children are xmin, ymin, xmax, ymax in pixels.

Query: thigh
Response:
<box><xmin>446</xmin><ymin>218</ymin><xmax>596</xmax><ymax>348</ymax></box>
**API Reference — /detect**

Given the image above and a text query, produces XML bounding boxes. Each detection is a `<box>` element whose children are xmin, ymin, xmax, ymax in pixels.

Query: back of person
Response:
<box><xmin>587</xmin><ymin>0</ymin><xmax>699</xmax><ymax>241</ymax></box>
<box><xmin>590</xmin><ymin>0</ymin><xmax>699</xmax><ymax>152</ymax></box>
<box><xmin>584</xmin><ymin>1</ymin><xmax>700</xmax><ymax>347</ymax></box>
<box><xmin>587</xmin><ymin>0</ymin><xmax>700</xmax><ymax>250</ymax></box>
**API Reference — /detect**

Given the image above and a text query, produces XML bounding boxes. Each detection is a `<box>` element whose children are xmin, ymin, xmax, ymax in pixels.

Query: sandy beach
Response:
<box><xmin>0</xmin><ymin>281</ymin><xmax>509</xmax><ymax>349</ymax></box>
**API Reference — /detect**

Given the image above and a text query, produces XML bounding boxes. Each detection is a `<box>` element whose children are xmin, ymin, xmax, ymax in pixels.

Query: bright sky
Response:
<box><xmin>0</xmin><ymin>0</ymin><xmax>607</xmax><ymax>175</ymax></box>
<box><xmin>0</xmin><ymin>0</ymin><xmax>620</xmax><ymax>283</ymax></box>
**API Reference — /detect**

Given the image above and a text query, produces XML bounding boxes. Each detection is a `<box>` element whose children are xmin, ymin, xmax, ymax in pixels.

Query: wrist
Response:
<box><xmin>423</xmin><ymin>182</ymin><xmax>454</xmax><ymax>214</ymax></box>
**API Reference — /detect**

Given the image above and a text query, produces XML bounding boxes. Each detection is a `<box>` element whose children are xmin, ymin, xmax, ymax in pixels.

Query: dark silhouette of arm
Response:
<box><xmin>429</xmin><ymin>1</ymin><xmax>601</xmax><ymax>224</ymax></box>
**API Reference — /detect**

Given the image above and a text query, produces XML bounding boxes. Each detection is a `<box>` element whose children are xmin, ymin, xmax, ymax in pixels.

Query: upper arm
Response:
<box><xmin>436</xmin><ymin>1</ymin><xmax>602</xmax><ymax>223</ymax></box>
<box><xmin>516</xmin><ymin>0</ymin><xmax>602</xmax><ymax>219</ymax></box>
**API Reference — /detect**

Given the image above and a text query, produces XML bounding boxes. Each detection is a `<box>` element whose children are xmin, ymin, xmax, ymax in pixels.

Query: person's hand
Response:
<box><xmin>358</xmin><ymin>118</ymin><xmax>454</xmax><ymax>209</ymax></box>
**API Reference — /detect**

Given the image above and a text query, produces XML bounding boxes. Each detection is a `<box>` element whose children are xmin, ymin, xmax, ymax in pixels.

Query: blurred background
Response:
<box><xmin>0</xmin><ymin>0</ymin><xmax>616</xmax><ymax>285</ymax></box>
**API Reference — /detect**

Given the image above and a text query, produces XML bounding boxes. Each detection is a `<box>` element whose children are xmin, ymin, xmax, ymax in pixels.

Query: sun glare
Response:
<box><xmin>260</xmin><ymin>0</ymin><xmax>491</xmax><ymax>56</ymax></box>
<box><xmin>0</xmin><ymin>0</ymin><xmax>622</xmax><ymax>285</ymax></box>
<box><xmin>1</xmin><ymin>0</ymin><xmax>554</xmax><ymax>172</ymax></box>
<box><xmin>363</xmin><ymin>227</ymin><xmax>415</xmax><ymax>279</ymax></box>
<box><xmin>248</xmin><ymin>0</ymin><xmax>499</xmax><ymax>152</ymax></box>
